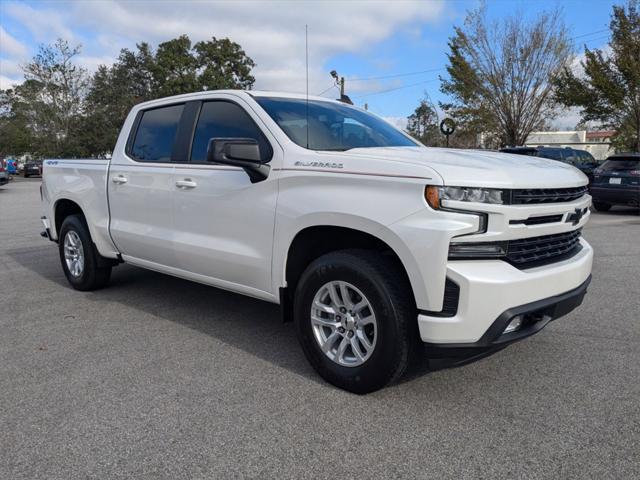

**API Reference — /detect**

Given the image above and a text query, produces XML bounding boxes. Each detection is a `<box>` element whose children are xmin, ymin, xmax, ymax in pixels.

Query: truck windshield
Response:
<box><xmin>255</xmin><ymin>97</ymin><xmax>417</xmax><ymax>151</ymax></box>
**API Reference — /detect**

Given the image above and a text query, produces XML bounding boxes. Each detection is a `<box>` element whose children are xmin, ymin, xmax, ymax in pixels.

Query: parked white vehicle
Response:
<box><xmin>41</xmin><ymin>91</ymin><xmax>593</xmax><ymax>393</ymax></box>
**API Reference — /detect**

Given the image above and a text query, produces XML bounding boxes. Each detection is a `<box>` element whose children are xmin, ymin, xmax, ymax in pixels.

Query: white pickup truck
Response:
<box><xmin>41</xmin><ymin>90</ymin><xmax>593</xmax><ymax>393</ymax></box>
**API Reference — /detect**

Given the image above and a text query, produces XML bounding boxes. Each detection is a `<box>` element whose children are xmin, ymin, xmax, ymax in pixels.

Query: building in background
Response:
<box><xmin>525</xmin><ymin>130</ymin><xmax>615</xmax><ymax>160</ymax></box>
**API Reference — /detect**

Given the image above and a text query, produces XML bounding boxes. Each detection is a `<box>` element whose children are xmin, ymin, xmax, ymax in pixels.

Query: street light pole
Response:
<box><xmin>330</xmin><ymin>70</ymin><xmax>353</xmax><ymax>105</ymax></box>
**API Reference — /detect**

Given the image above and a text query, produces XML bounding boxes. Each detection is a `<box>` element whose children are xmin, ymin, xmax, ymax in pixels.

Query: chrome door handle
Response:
<box><xmin>176</xmin><ymin>179</ymin><xmax>197</xmax><ymax>189</ymax></box>
<box><xmin>111</xmin><ymin>175</ymin><xmax>128</xmax><ymax>184</ymax></box>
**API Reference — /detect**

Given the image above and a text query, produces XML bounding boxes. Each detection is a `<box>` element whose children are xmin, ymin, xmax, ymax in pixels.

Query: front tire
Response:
<box><xmin>58</xmin><ymin>214</ymin><xmax>111</xmax><ymax>291</ymax></box>
<box><xmin>294</xmin><ymin>250</ymin><xmax>417</xmax><ymax>394</ymax></box>
<box><xmin>593</xmin><ymin>201</ymin><xmax>611</xmax><ymax>212</ymax></box>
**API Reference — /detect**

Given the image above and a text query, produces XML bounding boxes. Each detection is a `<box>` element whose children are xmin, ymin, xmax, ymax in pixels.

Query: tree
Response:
<box><xmin>554</xmin><ymin>1</ymin><xmax>640</xmax><ymax>152</ymax></box>
<box><xmin>440</xmin><ymin>5</ymin><xmax>572</xmax><ymax>147</ymax></box>
<box><xmin>0</xmin><ymin>88</ymin><xmax>34</xmax><ymax>157</ymax></box>
<box><xmin>83</xmin><ymin>43</ymin><xmax>156</xmax><ymax>156</ymax></box>
<box><xmin>84</xmin><ymin>35</ymin><xmax>256</xmax><ymax>155</ymax></box>
<box><xmin>0</xmin><ymin>40</ymin><xmax>89</xmax><ymax>157</ymax></box>
<box><xmin>406</xmin><ymin>95</ymin><xmax>441</xmax><ymax>146</ymax></box>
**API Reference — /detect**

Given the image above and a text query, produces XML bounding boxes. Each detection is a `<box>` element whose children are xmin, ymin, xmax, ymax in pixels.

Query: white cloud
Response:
<box><xmin>383</xmin><ymin>116</ymin><xmax>409</xmax><ymax>130</ymax></box>
<box><xmin>2</xmin><ymin>2</ymin><xmax>75</xmax><ymax>43</ymax></box>
<box><xmin>0</xmin><ymin>26</ymin><xmax>28</xmax><ymax>58</ymax></box>
<box><xmin>0</xmin><ymin>74</ymin><xmax>19</xmax><ymax>90</ymax></box>
<box><xmin>1</xmin><ymin>0</ymin><xmax>447</xmax><ymax>95</ymax></box>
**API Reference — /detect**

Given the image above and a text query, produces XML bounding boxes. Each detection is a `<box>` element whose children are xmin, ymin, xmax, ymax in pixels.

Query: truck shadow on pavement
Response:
<box><xmin>8</xmin><ymin>244</ymin><xmax>484</xmax><ymax>389</ymax></box>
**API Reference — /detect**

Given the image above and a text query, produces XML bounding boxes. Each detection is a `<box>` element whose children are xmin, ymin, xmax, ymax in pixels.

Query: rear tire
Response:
<box><xmin>593</xmin><ymin>201</ymin><xmax>611</xmax><ymax>212</ymax></box>
<box><xmin>294</xmin><ymin>249</ymin><xmax>417</xmax><ymax>394</ymax></box>
<box><xmin>58</xmin><ymin>214</ymin><xmax>111</xmax><ymax>291</ymax></box>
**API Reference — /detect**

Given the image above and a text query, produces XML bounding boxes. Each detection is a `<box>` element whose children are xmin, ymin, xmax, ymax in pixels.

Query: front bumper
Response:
<box><xmin>425</xmin><ymin>275</ymin><xmax>591</xmax><ymax>357</ymax></box>
<box><xmin>418</xmin><ymin>238</ymin><xmax>593</xmax><ymax>345</ymax></box>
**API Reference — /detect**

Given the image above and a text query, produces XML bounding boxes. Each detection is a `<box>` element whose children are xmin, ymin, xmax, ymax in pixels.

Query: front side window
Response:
<box><xmin>130</xmin><ymin>104</ymin><xmax>184</xmax><ymax>162</ymax></box>
<box><xmin>578</xmin><ymin>151</ymin><xmax>595</xmax><ymax>165</ymax></box>
<box><xmin>190</xmin><ymin>101</ymin><xmax>272</xmax><ymax>162</ymax></box>
<box><xmin>255</xmin><ymin>97</ymin><xmax>417</xmax><ymax>151</ymax></box>
<box><xmin>539</xmin><ymin>149</ymin><xmax>564</xmax><ymax>161</ymax></box>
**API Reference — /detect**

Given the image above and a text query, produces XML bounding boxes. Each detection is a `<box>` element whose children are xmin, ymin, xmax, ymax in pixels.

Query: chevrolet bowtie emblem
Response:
<box><xmin>567</xmin><ymin>208</ymin><xmax>585</xmax><ymax>226</ymax></box>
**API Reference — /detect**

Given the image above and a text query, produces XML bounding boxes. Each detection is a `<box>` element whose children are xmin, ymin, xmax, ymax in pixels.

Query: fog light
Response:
<box><xmin>504</xmin><ymin>315</ymin><xmax>523</xmax><ymax>334</ymax></box>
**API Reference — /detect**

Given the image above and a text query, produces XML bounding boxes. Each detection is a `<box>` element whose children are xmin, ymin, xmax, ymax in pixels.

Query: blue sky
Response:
<box><xmin>0</xmin><ymin>0</ymin><xmax>617</xmax><ymax>128</ymax></box>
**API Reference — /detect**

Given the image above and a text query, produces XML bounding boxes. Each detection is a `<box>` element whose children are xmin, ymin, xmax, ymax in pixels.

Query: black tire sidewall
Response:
<box><xmin>593</xmin><ymin>201</ymin><xmax>611</xmax><ymax>211</ymax></box>
<box><xmin>294</xmin><ymin>253</ymin><xmax>410</xmax><ymax>393</ymax></box>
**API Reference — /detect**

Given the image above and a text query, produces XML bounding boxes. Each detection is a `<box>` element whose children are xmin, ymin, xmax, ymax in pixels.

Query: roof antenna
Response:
<box><xmin>305</xmin><ymin>24</ymin><xmax>309</xmax><ymax>149</ymax></box>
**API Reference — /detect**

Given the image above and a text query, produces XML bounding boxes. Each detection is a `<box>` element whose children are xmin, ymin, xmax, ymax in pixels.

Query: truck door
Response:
<box><xmin>172</xmin><ymin>98</ymin><xmax>280</xmax><ymax>297</ymax></box>
<box><xmin>108</xmin><ymin>103</ymin><xmax>185</xmax><ymax>267</ymax></box>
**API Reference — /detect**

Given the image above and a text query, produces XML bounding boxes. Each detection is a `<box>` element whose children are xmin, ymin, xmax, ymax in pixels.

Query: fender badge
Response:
<box><xmin>294</xmin><ymin>161</ymin><xmax>343</xmax><ymax>169</ymax></box>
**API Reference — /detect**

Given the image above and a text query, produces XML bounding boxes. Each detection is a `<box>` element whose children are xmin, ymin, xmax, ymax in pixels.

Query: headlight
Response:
<box><xmin>425</xmin><ymin>186</ymin><xmax>504</xmax><ymax>209</ymax></box>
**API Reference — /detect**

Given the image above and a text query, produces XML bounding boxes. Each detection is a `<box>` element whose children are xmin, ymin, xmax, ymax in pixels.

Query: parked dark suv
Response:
<box><xmin>590</xmin><ymin>153</ymin><xmax>640</xmax><ymax>211</ymax></box>
<box><xmin>22</xmin><ymin>160</ymin><xmax>42</xmax><ymax>178</ymax></box>
<box><xmin>500</xmin><ymin>146</ymin><xmax>599</xmax><ymax>182</ymax></box>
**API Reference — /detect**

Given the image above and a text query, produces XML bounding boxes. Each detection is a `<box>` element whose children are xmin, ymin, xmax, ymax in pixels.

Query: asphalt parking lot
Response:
<box><xmin>1</xmin><ymin>177</ymin><xmax>639</xmax><ymax>479</ymax></box>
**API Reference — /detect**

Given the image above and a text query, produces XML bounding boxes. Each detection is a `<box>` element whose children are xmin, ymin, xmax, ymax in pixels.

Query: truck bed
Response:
<box><xmin>41</xmin><ymin>159</ymin><xmax>118</xmax><ymax>258</ymax></box>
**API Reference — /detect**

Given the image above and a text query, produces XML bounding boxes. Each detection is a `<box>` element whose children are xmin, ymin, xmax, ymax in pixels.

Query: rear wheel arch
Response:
<box><xmin>54</xmin><ymin>199</ymin><xmax>84</xmax><ymax>238</ymax></box>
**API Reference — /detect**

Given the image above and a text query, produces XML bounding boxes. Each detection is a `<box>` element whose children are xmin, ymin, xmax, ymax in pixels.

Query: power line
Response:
<box><xmin>348</xmin><ymin>67</ymin><xmax>446</xmax><ymax>82</ymax></box>
<box><xmin>353</xmin><ymin>78</ymin><xmax>440</xmax><ymax>99</ymax></box>
<box><xmin>571</xmin><ymin>28</ymin><xmax>609</xmax><ymax>40</ymax></box>
<box><xmin>316</xmin><ymin>83</ymin><xmax>339</xmax><ymax>96</ymax></box>
<box><xmin>345</xmin><ymin>28</ymin><xmax>610</xmax><ymax>86</ymax></box>
<box><xmin>344</xmin><ymin>28</ymin><xmax>611</xmax><ymax>100</ymax></box>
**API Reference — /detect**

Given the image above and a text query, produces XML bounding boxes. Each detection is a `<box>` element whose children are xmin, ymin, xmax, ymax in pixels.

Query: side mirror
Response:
<box><xmin>206</xmin><ymin>138</ymin><xmax>270</xmax><ymax>183</ymax></box>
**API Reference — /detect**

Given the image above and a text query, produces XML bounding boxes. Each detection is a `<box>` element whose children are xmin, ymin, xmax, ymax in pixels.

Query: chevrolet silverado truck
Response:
<box><xmin>41</xmin><ymin>91</ymin><xmax>593</xmax><ymax>393</ymax></box>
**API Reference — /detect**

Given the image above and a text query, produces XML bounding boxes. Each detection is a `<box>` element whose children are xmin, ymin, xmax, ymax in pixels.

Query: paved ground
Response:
<box><xmin>1</xmin><ymin>177</ymin><xmax>639</xmax><ymax>479</ymax></box>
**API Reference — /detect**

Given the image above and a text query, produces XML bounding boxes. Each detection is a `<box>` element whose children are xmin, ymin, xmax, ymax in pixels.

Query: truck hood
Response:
<box><xmin>328</xmin><ymin>146</ymin><xmax>588</xmax><ymax>189</ymax></box>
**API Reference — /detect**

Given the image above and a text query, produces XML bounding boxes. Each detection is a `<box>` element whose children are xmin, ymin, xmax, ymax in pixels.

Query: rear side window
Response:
<box><xmin>600</xmin><ymin>159</ymin><xmax>640</xmax><ymax>171</ymax></box>
<box><xmin>538</xmin><ymin>149</ymin><xmax>564</xmax><ymax>161</ymax></box>
<box><xmin>130</xmin><ymin>104</ymin><xmax>184</xmax><ymax>162</ymax></box>
<box><xmin>190</xmin><ymin>101</ymin><xmax>273</xmax><ymax>162</ymax></box>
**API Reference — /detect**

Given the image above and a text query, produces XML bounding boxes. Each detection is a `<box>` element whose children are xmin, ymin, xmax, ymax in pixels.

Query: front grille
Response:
<box><xmin>507</xmin><ymin>229</ymin><xmax>582</xmax><ymax>267</ymax></box>
<box><xmin>508</xmin><ymin>186</ymin><xmax>588</xmax><ymax>204</ymax></box>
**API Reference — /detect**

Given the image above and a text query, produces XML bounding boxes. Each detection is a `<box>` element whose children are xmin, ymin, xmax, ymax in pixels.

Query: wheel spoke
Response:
<box><xmin>321</xmin><ymin>331</ymin><xmax>341</xmax><ymax>354</ymax></box>
<box><xmin>358</xmin><ymin>314</ymin><xmax>375</xmax><ymax>326</ymax></box>
<box><xmin>356</xmin><ymin>330</ymin><xmax>373</xmax><ymax>352</ymax></box>
<box><xmin>327</xmin><ymin>283</ymin><xmax>342</xmax><ymax>308</ymax></box>
<box><xmin>350</xmin><ymin>337</ymin><xmax>365</xmax><ymax>361</ymax></box>
<box><xmin>335</xmin><ymin>337</ymin><xmax>349</xmax><ymax>363</ymax></box>
<box><xmin>352</xmin><ymin>299</ymin><xmax>368</xmax><ymax>314</ymax></box>
<box><xmin>313</xmin><ymin>300</ymin><xmax>336</xmax><ymax>315</ymax></box>
<box><xmin>339</xmin><ymin>282</ymin><xmax>354</xmax><ymax>309</ymax></box>
<box><xmin>311</xmin><ymin>314</ymin><xmax>339</xmax><ymax>330</ymax></box>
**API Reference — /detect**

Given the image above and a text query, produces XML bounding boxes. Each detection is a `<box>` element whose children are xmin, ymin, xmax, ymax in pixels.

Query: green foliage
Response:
<box><xmin>1</xmin><ymin>40</ymin><xmax>89</xmax><ymax>158</ymax></box>
<box><xmin>440</xmin><ymin>5</ymin><xmax>572</xmax><ymax>147</ymax></box>
<box><xmin>0</xmin><ymin>35</ymin><xmax>256</xmax><ymax>158</ymax></box>
<box><xmin>406</xmin><ymin>96</ymin><xmax>442</xmax><ymax>146</ymax></box>
<box><xmin>554</xmin><ymin>1</ymin><xmax>640</xmax><ymax>152</ymax></box>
